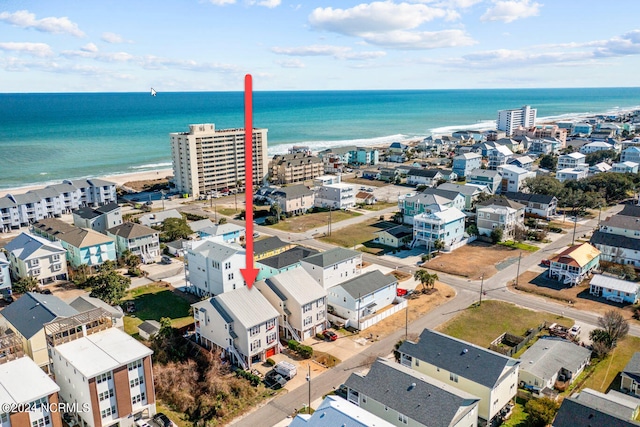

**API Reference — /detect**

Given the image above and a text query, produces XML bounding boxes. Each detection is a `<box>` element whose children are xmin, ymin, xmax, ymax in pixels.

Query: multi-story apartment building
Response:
<box><xmin>256</xmin><ymin>267</ymin><xmax>327</xmax><ymax>341</ymax></box>
<box><xmin>3</xmin><ymin>232</ymin><xmax>68</xmax><ymax>285</ymax></box>
<box><xmin>63</xmin><ymin>179</ymin><xmax>117</xmax><ymax>206</ymax></box>
<box><xmin>476</xmin><ymin>197</ymin><xmax>525</xmax><ymax>240</ymax></box>
<box><xmin>48</xmin><ymin>325</ymin><xmax>156</xmax><ymax>427</ymax></box>
<box><xmin>185</xmin><ymin>239</ymin><xmax>246</xmax><ymax>297</ymax></box>
<box><xmin>314</xmin><ymin>183</ymin><xmax>356</xmax><ymax>210</ymax></box>
<box><xmin>497</xmin><ymin>105</ymin><xmax>536</xmax><ymax>136</ymax></box>
<box><xmin>591</xmin><ymin>205</ymin><xmax>640</xmax><ymax>268</ymax></box>
<box><xmin>452</xmin><ymin>153</ymin><xmax>482</xmax><ymax>178</ymax></box>
<box><xmin>193</xmin><ymin>286</ymin><xmax>280</xmax><ymax>369</ymax></box>
<box><xmin>300</xmin><ymin>248</ymin><xmax>362</xmax><ymax>290</ymax></box>
<box><xmin>170</xmin><ymin>123</ymin><xmax>268</xmax><ymax>197</ymax></box>
<box><xmin>512</xmin><ymin>124</ymin><xmax>567</xmax><ymax>147</ymax></box>
<box><xmin>269</xmin><ymin>153</ymin><xmax>323</xmax><ymax>184</ymax></box>
<box><xmin>106</xmin><ymin>222</ymin><xmax>159</xmax><ymax>263</ymax></box>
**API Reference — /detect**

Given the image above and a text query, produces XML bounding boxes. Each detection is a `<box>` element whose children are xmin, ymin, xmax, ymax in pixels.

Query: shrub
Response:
<box><xmin>316</xmin><ymin>333</ymin><xmax>325</xmax><ymax>340</ymax></box>
<box><xmin>266</xmin><ymin>358</ymin><xmax>276</xmax><ymax>367</ymax></box>
<box><xmin>299</xmin><ymin>345</ymin><xmax>313</xmax><ymax>359</ymax></box>
<box><xmin>288</xmin><ymin>339</ymin><xmax>300</xmax><ymax>352</ymax></box>
<box><xmin>236</xmin><ymin>369</ymin><xmax>261</xmax><ymax>386</ymax></box>
<box><xmin>264</xmin><ymin>216</ymin><xmax>278</xmax><ymax>225</ymax></box>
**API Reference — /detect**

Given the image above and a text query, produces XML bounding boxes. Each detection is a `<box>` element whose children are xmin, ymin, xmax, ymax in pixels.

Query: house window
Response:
<box><xmin>31</xmin><ymin>259</ymin><xmax>40</xmax><ymax>267</ymax></box>
<box><xmin>128</xmin><ymin>359</ymin><xmax>143</xmax><ymax>371</ymax></box>
<box><xmin>228</xmin><ymin>273</ymin><xmax>234</xmax><ymax>280</ymax></box>
<box><xmin>317</xmin><ymin>310</ymin><xmax>325</xmax><ymax>320</ymax></box>
<box><xmin>250</xmin><ymin>339</ymin><xmax>261</xmax><ymax>351</ymax></box>
<box><xmin>225</xmin><ymin>262</ymin><xmax>231</xmax><ymax>269</ymax></box>
<box><xmin>266</xmin><ymin>332</ymin><xmax>276</xmax><ymax>344</ymax></box>
<box><xmin>316</xmin><ymin>299</ymin><xmax>324</xmax><ymax>307</ymax></box>
<box><xmin>131</xmin><ymin>392</ymin><xmax>146</xmax><ymax>404</ymax></box>
<box><xmin>398</xmin><ymin>413</ymin><xmax>408</xmax><ymax>424</ymax></box>
<box><xmin>52</xmin><ymin>264</ymin><xmax>61</xmax><ymax>272</ymax></box>
<box><xmin>361</xmin><ymin>395</ymin><xmax>367</xmax><ymax>404</ymax></box>
<box><xmin>304</xmin><ymin>316</ymin><xmax>312</xmax><ymax>326</ymax></box>
<box><xmin>52</xmin><ymin>254</ymin><xmax>60</xmax><ymax>262</ymax></box>
<box><xmin>100</xmin><ymin>406</ymin><xmax>117</xmax><ymax>419</ymax></box>
<box><xmin>250</xmin><ymin>325</ymin><xmax>260</xmax><ymax>336</ymax></box>
<box><xmin>303</xmin><ymin>303</ymin><xmax>312</xmax><ymax>313</ymax></box>
<box><xmin>130</xmin><ymin>376</ymin><xmax>144</xmax><ymax>387</ymax></box>
<box><xmin>98</xmin><ymin>389</ymin><xmax>114</xmax><ymax>401</ymax></box>
<box><xmin>32</xmin><ymin>269</ymin><xmax>41</xmax><ymax>276</ymax></box>
<box><xmin>450</xmin><ymin>373</ymin><xmax>458</xmax><ymax>383</ymax></box>
<box><xmin>96</xmin><ymin>372</ymin><xmax>113</xmax><ymax>384</ymax></box>
<box><xmin>266</xmin><ymin>319</ymin><xmax>276</xmax><ymax>330</ymax></box>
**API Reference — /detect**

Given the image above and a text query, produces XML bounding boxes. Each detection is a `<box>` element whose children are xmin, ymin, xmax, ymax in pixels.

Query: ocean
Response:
<box><xmin>1</xmin><ymin>87</ymin><xmax>639</xmax><ymax>190</ymax></box>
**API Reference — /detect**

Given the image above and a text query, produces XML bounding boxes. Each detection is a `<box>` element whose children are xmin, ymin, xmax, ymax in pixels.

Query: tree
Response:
<box><xmin>598</xmin><ymin>310</ymin><xmax>629</xmax><ymax>345</ymax></box>
<box><xmin>161</xmin><ymin>217</ymin><xmax>193</xmax><ymax>242</ymax></box>
<box><xmin>87</xmin><ymin>270</ymin><xmax>131</xmax><ymax>305</ymax></box>
<box><xmin>12</xmin><ymin>276</ymin><xmax>38</xmax><ymax>294</ymax></box>
<box><xmin>218</xmin><ymin>217</ymin><xmax>227</xmax><ymax>225</ymax></box>
<box><xmin>513</xmin><ymin>225</ymin><xmax>527</xmax><ymax>243</ymax></box>
<box><xmin>522</xmin><ymin>176</ymin><xmax>565</xmax><ymax>198</ymax></box>
<box><xmin>433</xmin><ymin>239</ymin><xmax>445</xmax><ymax>253</ymax></box>
<box><xmin>538</xmin><ymin>154</ymin><xmax>557</xmax><ymax>171</ymax></box>
<box><xmin>269</xmin><ymin>203</ymin><xmax>282</xmax><ymax>223</ymax></box>
<box><xmin>414</xmin><ymin>269</ymin><xmax>438</xmax><ymax>293</ymax></box>
<box><xmin>524</xmin><ymin>397</ymin><xmax>560</xmax><ymax>427</ymax></box>
<box><xmin>490</xmin><ymin>227</ymin><xmax>504</xmax><ymax>243</ymax></box>
<box><xmin>71</xmin><ymin>264</ymin><xmax>90</xmax><ymax>286</ymax></box>
<box><xmin>465</xmin><ymin>224</ymin><xmax>479</xmax><ymax>236</ymax></box>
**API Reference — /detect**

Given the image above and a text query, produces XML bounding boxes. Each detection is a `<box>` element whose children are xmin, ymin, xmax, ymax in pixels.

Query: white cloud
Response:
<box><xmin>208</xmin><ymin>0</ymin><xmax>236</xmax><ymax>4</ymax></box>
<box><xmin>593</xmin><ymin>30</ymin><xmax>640</xmax><ymax>57</ymax></box>
<box><xmin>276</xmin><ymin>59</ymin><xmax>305</xmax><ymax>68</ymax></box>
<box><xmin>480</xmin><ymin>0</ymin><xmax>541</xmax><ymax>23</ymax></box>
<box><xmin>0</xmin><ymin>10</ymin><xmax>84</xmax><ymax>37</ymax></box>
<box><xmin>271</xmin><ymin>44</ymin><xmax>386</xmax><ymax>60</ymax></box>
<box><xmin>361</xmin><ymin>29</ymin><xmax>475</xmax><ymax>49</ymax></box>
<box><xmin>0</xmin><ymin>42</ymin><xmax>54</xmax><ymax>57</ymax></box>
<box><xmin>81</xmin><ymin>43</ymin><xmax>98</xmax><ymax>52</ymax></box>
<box><xmin>101</xmin><ymin>32</ymin><xmax>131</xmax><ymax>44</ymax></box>
<box><xmin>255</xmin><ymin>0</ymin><xmax>281</xmax><ymax>7</ymax></box>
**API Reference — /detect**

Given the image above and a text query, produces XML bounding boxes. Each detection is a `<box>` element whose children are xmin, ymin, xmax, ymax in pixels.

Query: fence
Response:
<box><xmin>327</xmin><ymin>298</ymin><xmax>408</xmax><ymax>331</ymax></box>
<box><xmin>489</xmin><ymin>322</ymin><xmax>545</xmax><ymax>357</ymax></box>
<box><xmin>445</xmin><ymin>235</ymin><xmax>477</xmax><ymax>252</ymax></box>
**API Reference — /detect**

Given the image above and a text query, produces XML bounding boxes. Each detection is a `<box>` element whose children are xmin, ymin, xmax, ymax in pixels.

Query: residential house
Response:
<box><xmin>137</xmin><ymin>320</ymin><xmax>161</xmax><ymax>340</ymax></box>
<box><xmin>476</xmin><ymin>197</ymin><xmax>526</xmax><ymax>240</ymax></box>
<box><xmin>437</xmin><ymin>183</ymin><xmax>486</xmax><ymax>211</ymax></box>
<box><xmin>69</xmin><ymin>294</ymin><xmax>125</xmax><ymax>330</ymax></box>
<box><xmin>138</xmin><ymin>209</ymin><xmax>182</xmax><ymax>227</ymax></box>
<box><xmin>3</xmin><ymin>232</ymin><xmax>68</xmax><ymax>284</ymax></box>
<box><xmin>548</xmin><ymin>242</ymin><xmax>601</xmax><ymax>286</ymax></box>
<box><xmin>48</xmin><ymin>326</ymin><xmax>156</xmax><ymax>427</ymax></box>
<box><xmin>497</xmin><ymin>164</ymin><xmax>536</xmax><ymax>193</ymax></box>
<box><xmin>106</xmin><ymin>222</ymin><xmax>160</xmax><ymax>263</ymax></box>
<box><xmin>289</xmin><ymin>395</ymin><xmax>395</xmax><ymax>427</ymax></box>
<box><xmin>612</xmin><ymin>161</ymin><xmax>640</xmax><ymax>174</ymax></box>
<box><xmin>507</xmin><ymin>155</ymin><xmax>535</xmax><ymax>171</ymax></box>
<box><xmin>591</xmin><ymin>206</ymin><xmax>640</xmax><ymax>268</ymax></box>
<box><xmin>513</xmin><ymin>124</ymin><xmax>567</xmax><ymax>147</ymax></box>
<box><xmin>196</xmin><ymin>223</ymin><xmax>245</xmax><ymax>244</ymax></box>
<box><xmin>527</xmin><ymin>138</ymin><xmax>561</xmax><ymax>156</ymax></box>
<box><xmin>558</xmin><ymin>152</ymin><xmax>588</xmax><ymax>170</ymax></box>
<box><xmin>326</xmin><ymin>270</ymin><xmax>399</xmax><ymax>330</ymax></box>
<box><xmin>188</xmin><ymin>218</ymin><xmax>216</xmax><ymax>235</ymax></box>
<box><xmin>518</xmin><ymin>337</ymin><xmax>591</xmax><ymax>391</ymax></box>
<box><xmin>318</xmin><ymin>146</ymin><xmax>356</xmax><ymax>165</ymax></box>
<box><xmin>0</xmin><ymin>253</ymin><xmax>11</xmax><ymax>297</ymax></box>
<box><xmin>622</xmin><ymin>352</ymin><xmax>640</xmax><ymax>397</ymax></box>
<box><xmin>0</xmin><ymin>356</ymin><xmax>63</xmax><ymax>427</ymax></box>
<box><xmin>398</xmin><ymin>191</ymin><xmax>462</xmax><ymax>225</ymax></box>
<box><xmin>388</xmin><ymin>142</ymin><xmax>409</xmax><ymax>154</ymax></box>
<box><xmin>32</xmin><ymin>218</ymin><xmax>117</xmax><ymax>268</ymax></box>
<box><xmin>361</xmin><ymin>169</ymin><xmax>381</xmax><ymax>180</ymax></box>
<box><xmin>256</xmin><ymin>267</ymin><xmax>327</xmax><ymax>341</ymax></box>
<box><xmin>439</xmin><ymin>169</ymin><xmax>458</xmax><ymax>182</ymax></box>
<box><xmin>621</xmin><ymin>146</ymin><xmax>640</xmax><ymax>164</ymax></box>
<box><xmin>193</xmin><ymin>286</ymin><xmax>280</xmax><ymax>369</ymax></box>
<box><xmin>185</xmin><ymin>239</ymin><xmax>246</xmax><ymax>297</ymax></box>
<box><xmin>503</xmin><ymin>192</ymin><xmax>557</xmax><ymax>219</ymax></box>
<box><xmin>412</xmin><ymin>206</ymin><xmax>467</xmax><ymax>252</ymax></box>
<box><xmin>557</xmin><ymin>167</ymin><xmax>589</xmax><ymax>183</ymax></box>
<box><xmin>373</xmin><ymin>225</ymin><xmax>413</xmax><ymax>248</ymax></box>
<box><xmin>0</xmin><ymin>292</ymin><xmax>78</xmax><ymax>370</ymax></box>
<box><xmin>553</xmin><ymin>395</ymin><xmax>640</xmax><ymax>427</ymax></box>
<box><xmin>589</xmin><ymin>162</ymin><xmax>613</xmax><ymax>175</ymax></box>
<box><xmin>300</xmin><ymin>248</ymin><xmax>362</xmax><ymax>290</ymax></box>
<box><xmin>406</xmin><ymin>169</ymin><xmax>443</xmax><ymax>187</ymax></box>
<box><xmin>398</xmin><ymin>329</ymin><xmax>520</xmax><ymax>423</ymax></box>
<box><xmin>314</xmin><ymin>183</ymin><xmax>356</xmax><ymax>210</ymax></box>
<box><xmin>580</xmin><ymin>141</ymin><xmax>616</xmax><ymax>154</ymax></box>
<box><xmin>494</xmin><ymin>138</ymin><xmax>524</xmax><ymax>154</ymax></box>
<box><xmin>344</xmin><ymin>358</ymin><xmax>480</xmax><ymax>427</ymax></box>
<box><xmin>63</xmin><ymin>178</ymin><xmax>117</xmax><ymax>206</ymax></box>
<box><xmin>318</xmin><ymin>146</ymin><xmax>379</xmax><ymax>166</ymax></box>
<box><xmin>313</xmin><ymin>174</ymin><xmax>341</xmax><ymax>186</ymax></box>
<box><xmin>572</xmin><ymin>122</ymin><xmax>593</xmax><ymax>135</ymax></box>
<box><xmin>487</xmin><ymin>145</ymin><xmax>514</xmax><ymax>170</ymax></box>
<box><xmin>572</xmin><ymin>389</ymin><xmax>640</xmax><ymax>422</ymax></box>
<box><xmin>165</xmin><ymin>238</ymin><xmax>189</xmax><ymax>257</ymax></box>
<box><xmin>254</xmin><ymin>236</ymin><xmax>293</xmax><ymax>261</ymax></box>
<box><xmin>255</xmin><ymin>246</ymin><xmax>319</xmax><ymax>281</ymax></box>
<box><xmin>72</xmin><ymin>202</ymin><xmax>123</xmax><ymax>234</ymax></box>
<box><xmin>379</xmin><ymin>167</ymin><xmax>399</xmax><ymax>182</ymax></box>
<box><xmin>269</xmin><ymin>153</ymin><xmax>323</xmax><ymax>184</ymax></box>
<box><xmin>589</xmin><ymin>274</ymin><xmax>640</xmax><ymax>304</ymax></box>
<box><xmin>273</xmin><ymin>185</ymin><xmax>315</xmax><ymax>215</ymax></box>
<box><xmin>467</xmin><ymin>169</ymin><xmax>502</xmax><ymax>194</ymax></box>
<box><xmin>355</xmin><ymin>191</ymin><xmax>376</xmax><ymax>205</ymax></box>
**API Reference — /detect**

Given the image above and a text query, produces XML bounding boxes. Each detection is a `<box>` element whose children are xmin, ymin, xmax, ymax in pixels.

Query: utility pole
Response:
<box><xmin>572</xmin><ymin>215</ymin><xmax>578</xmax><ymax>246</ymax></box>
<box><xmin>405</xmin><ymin>302</ymin><xmax>408</xmax><ymax>339</ymax></box>
<box><xmin>515</xmin><ymin>252</ymin><xmax>522</xmax><ymax>287</ymax></box>
<box><xmin>479</xmin><ymin>274</ymin><xmax>484</xmax><ymax>306</ymax></box>
<box><xmin>306</xmin><ymin>364</ymin><xmax>311</xmax><ymax>415</ymax></box>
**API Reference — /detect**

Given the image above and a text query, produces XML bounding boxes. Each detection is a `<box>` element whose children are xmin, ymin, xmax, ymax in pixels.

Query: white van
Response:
<box><xmin>274</xmin><ymin>361</ymin><xmax>297</xmax><ymax>380</ymax></box>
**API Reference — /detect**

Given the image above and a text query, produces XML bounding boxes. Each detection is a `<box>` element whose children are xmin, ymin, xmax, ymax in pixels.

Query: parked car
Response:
<box><xmin>161</xmin><ymin>255</ymin><xmax>173</xmax><ymax>264</ymax></box>
<box><xmin>396</xmin><ymin>288</ymin><xmax>408</xmax><ymax>297</ymax></box>
<box><xmin>569</xmin><ymin>325</ymin><xmax>581</xmax><ymax>337</ymax></box>
<box><xmin>322</xmin><ymin>330</ymin><xmax>338</xmax><ymax>341</ymax></box>
<box><xmin>541</xmin><ymin>259</ymin><xmax>550</xmax><ymax>267</ymax></box>
<box><xmin>153</xmin><ymin>413</ymin><xmax>174</xmax><ymax>427</ymax></box>
<box><xmin>264</xmin><ymin>370</ymin><xmax>287</xmax><ymax>389</ymax></box>
<box><xmin>274</xmin><ymin>361</ymin><xmax>297</xmax><ymax>379</ymax></box>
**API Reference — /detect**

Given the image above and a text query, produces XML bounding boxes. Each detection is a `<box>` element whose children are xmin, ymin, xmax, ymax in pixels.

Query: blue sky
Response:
<box><xmin>1</xmin><ymin>0</ymin><xmax>640</xmax><ymax>92</ymax></box>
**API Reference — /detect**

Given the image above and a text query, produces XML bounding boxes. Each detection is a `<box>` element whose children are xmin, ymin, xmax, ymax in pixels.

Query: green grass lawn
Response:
<box><xmin>319</xmin><ymin>218</ymin><xmax>397</xmax><ymax>248</ymax></box>
<box><xmin>499</xmin><ymin>241</ymin><xmax>540</xmax><ymax>252</ymax></box>
<box><xmin>437</xmin><ymin>300</ymin><xmax>573</xmax><ymax>348</ymax></box>
<box><xmin>501</xmin><ymin>397</ymin><xmax>527</xmax><ymax>427</ymax></box>
<box><xmin>122</xmin><ymin>283</ymin><xmax>193</xmax><ymax>335</ymax></box>
<box><xmin>269</xmin><ymin>210</ymin><xmax>362</xmax><ymax>232</ymax></box>
<box><xmin>580</xmin><ymin>335</ymin><xmax>640</xmax><ymax>393</ymax></box>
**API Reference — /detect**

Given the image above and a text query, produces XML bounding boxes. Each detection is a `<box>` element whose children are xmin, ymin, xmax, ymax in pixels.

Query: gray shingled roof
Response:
<box><xmin>138</xmin><ymin>320</ymin><xmax>161</xmax><ymax>335</ymax></box>
<box><xmin>1</xmin><ymin>292</ymin><xmax>78</xmax><ymax>339</ymax></box>
<box><xmin>553</xmin><ymin>397</ymin><xmax>640</xmax><ymax>427</ymax></box>
<box><xmin>503</xmin><ymin>192</ymin><xmax>556</xmax><ymax>205</ymax></box>
<box><xmin>399</xmin><ymin>329</ymin><xmax>519</xmax><ymax>389</ymax></box>
<box><xmin>94</xmin><ymin>202</ymin><xmax>120</xmax><ymax>214</ymax></box>
<box><xmin>107</xmin><ymin>222</ymin><xmax>157</xmax><ymax>239</ymax></box>
<box><xmin>591</xmin><ymin>231</ymin><xmax>640</xmax><ymax>252</ymax></box>
<box><xmin>258</xmin><ymin>247</ymin><xmax>319</xmax><ymax>270</ymax></box>
<box><xmin>4</xmin><ymin>232</ymin><xmax>65</xmax><ymax>260</ymax></box>
<box><xmin>622</xmin><ymin>352</ymin><xmax>640</xmax><ymax>383</ymax></box>
<box><xmin>437</xmin><ymin>183</ymin><xmax>482</xmax><ymax>196</ymax></box>
<box><xmin>575</xmin><ymin>389</ymin><xmax>640</xmax><ymax>421</ymax></box>
<box><xmin>378</xmin><ymin>225</ymin><xmax>413</xmax><ymax>239</ymax></box>
<box><xmin>302</xmin><ymin>247</ymin><xmax>360</xmax><ymax>268</ymax></box>
<box><xmin>477</xmin><ymin>196</ymin><xmax>525</xmax><ymax>210</ymax></box>
<box><xmin>407</xmin><ymin>168</ymin><xmax>441</xmax><ymax>178</ymax></box>
<box><xmin>600</xmin><ymin>214</ymin><xmax>640</xmax><ymax>232</ymax></box>
<box><xmin>344</xmin><ymin>359</ymin><xmax>479</xmax><ymax>427</ymax></box>
<box><xmin>254</xmin><ymin>236</ymin><xmax>289</xmax><ymax>256</ymax></box>
<box><xmin>519</xmin><ymin>337</ymin><xmax>591</xmax><ymax>383</ymax></box>
<box><xmin>0</xmin><ymin>196</ymin><xmax>17</xmax><ymax>209</ymax></box>
<box><xmin>337</xmin><ymin>270</ymin><xmax>397</xmax><ymax>299</ymax></box>
<box><xmin>619</xmin><ymin>204</ymin><xmax>640</xmax><ymax>217</ymax></box>
<box><xmin>274</xmin><ymin>184</ymin><xmax>313</xmax><ymax>199</ymax></box>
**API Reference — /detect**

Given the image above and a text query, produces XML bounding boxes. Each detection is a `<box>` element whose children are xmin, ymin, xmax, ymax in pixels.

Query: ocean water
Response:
<box><xmin>1</xmin><ymin>87</ymin><xmax>639</xmax><ymax>190</ymax></box>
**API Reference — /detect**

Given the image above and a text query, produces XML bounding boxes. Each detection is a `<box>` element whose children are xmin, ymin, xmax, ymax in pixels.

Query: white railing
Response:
<box><xmin>284</xmin><ymin>320</ymin><xmax>301</xmax><ymax>342</ymax></box>
<box><xmin>227</xmin><ymin>345</ymin><xmax>248</xmax><ymax>370</ymax></box>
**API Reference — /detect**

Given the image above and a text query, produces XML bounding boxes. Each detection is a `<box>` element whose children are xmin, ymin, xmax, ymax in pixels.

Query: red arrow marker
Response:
<box><xmin>240</xmin><ymin>74</ymin><xmax>260</xmax><ymax>289</ymax></box>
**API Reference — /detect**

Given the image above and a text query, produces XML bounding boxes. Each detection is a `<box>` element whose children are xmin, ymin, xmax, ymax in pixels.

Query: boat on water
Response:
<box><xmin>151</xmin><ymin>87</ymin><xmax>157</xmax><ymax>96</ymax></box>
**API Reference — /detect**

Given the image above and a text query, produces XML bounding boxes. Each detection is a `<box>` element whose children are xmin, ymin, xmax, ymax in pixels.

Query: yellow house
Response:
<box><xmin>0</xmin><ymin>292</ymin><xmax>78</xmax><ymax>372</ymax></box>
<box><xmin>253</xmin><ymin>236</ymin><xmax>294</xmax><ymax>261</ymax></box>
<box><xmin>398</xmin><ymin>329</ymin><xmax>520</xmax><ymax>424</ymax></box>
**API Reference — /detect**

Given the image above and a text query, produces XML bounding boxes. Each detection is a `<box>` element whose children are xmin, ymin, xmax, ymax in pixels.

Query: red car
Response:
<box><xmin>322</xmin><ymin>330</ymin><xmax>338</xmax><ymax>341</ymax></box>
<box><xmin>397</xmin><ymin>288</ymin><xmax>408</xmax><ymax>297</ymax></box>
<box><xmin>541</xmin><ymin>259</ymin><xmax>550</xmax><ymax>267</ymax></box>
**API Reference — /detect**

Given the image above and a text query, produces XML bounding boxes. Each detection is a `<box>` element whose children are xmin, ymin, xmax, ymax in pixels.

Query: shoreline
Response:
<box><xmin>0</xmin><ymin>169</ymin><xmax>173</xmax><ymax>198</ymax></box>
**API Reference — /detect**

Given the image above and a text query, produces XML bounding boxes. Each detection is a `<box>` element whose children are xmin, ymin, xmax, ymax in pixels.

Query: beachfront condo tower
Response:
<box><xmin>497</xmin><ymin>105</ymin><xmax>537</xmax><ymax>136</ymax></box>
<box><xmin>170</xmin><ymin>123</ymin><xmax>268</xmax><ymax>197</ymax></box>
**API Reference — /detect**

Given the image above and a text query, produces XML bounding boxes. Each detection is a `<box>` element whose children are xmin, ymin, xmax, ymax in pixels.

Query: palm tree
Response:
<box><xmin>433</xmin><ymin>239</ymin><xmax>445</xmax><ymax>254</ymax></box>
<box><xmin>414</xmin><ymin>269</ymin><xmax>438</xmax><ymax>293</ymax></box>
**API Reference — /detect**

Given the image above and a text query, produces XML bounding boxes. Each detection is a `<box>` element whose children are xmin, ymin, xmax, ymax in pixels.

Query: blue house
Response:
<box><xmin>0</xmin><ymin>253</ymin><xmax>11</xmax><ymax>298</ymax></box>
<box><xmin>256</xmin><ymin>246</ymin><xmax>319</xmax><ymax>281</ymax></box>
<box><xmin>589</xmin><ymin>274</ymin><xmax>640</xmax><ymax>304</ymax></box>
<box><xmin>197</xmin><ymin>223</ymin><xmax>245</xmax><ymax>244</ymax></box>
<box><xmin>452</xmin><ymin>153</ymin><xmax>482</xmax><ymax>178</ymax></box>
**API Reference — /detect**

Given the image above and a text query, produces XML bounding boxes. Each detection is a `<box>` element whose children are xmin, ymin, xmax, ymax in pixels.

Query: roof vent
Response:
<box><xmin>409</xmin><ymin>382</ymin><xmax>416</xmax><ymax>390</ymax></box>
<box><xmin>462</xmin><ymin>348</ymin><xmax>468</xmax><ymax>354</ymax></box>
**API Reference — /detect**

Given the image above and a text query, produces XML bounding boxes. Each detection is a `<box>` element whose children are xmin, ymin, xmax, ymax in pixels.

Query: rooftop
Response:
<box><xmin>258</xmin><ymin>246</ymin><xmax>319</xmax><ymax>270</ymax></box>
<box><xmin>550</xmin><ymin>242</ymin><xmax>601</xmax><ymax>268</ymax></box>
<box><xmin>337</xmin><ymin>270</ymin><xmax>397</xmax><ymax>299</ymax></box>
<box><xmin>553</xmin><ymin>396</ymin><xmax>640</xmax><ymax>427</ymax></box>
<box><xmin>213</xmin><ymin>286</ymin><xmax>279</xmax><ymax>328</ymax></box>
<box><xmin>263</xmin><ymin>268</ymin><xmax>326</xmax><ymax>305</ymax></box>
<box><xmin>1</xmin><ymin>292</ymin><xmax>78</xmax><ymax>339</ymax></box>
<box><xmin>107</xmin><ymin>222</ymin><xmax>157</xmax><ymax>239</ymax></box>
<box><xmin>4</xmin><ymin>232</ymin><xmax>66</xmax><ymax>261</ymax></box>
<box><xmin>254</xmin><ymin>236</ymin><xmax>290</xmax><ymax>256</ymax></box>
<box><xmin>289</xmin><ymin>395</ymin><xmax>395</xmax><ymax>427</ymax></box>
<box><xmin>0</xmin><ymin>357</ymin><xmax>60</xmax><ymax>406</ymax></box>
<box><xmin>302</xmin><ymin>247</ymin><xmax>360</xmax><ymax>268</ymax></box>
<box><xmin>519</xmin><ymin>337</ymin><xmax>591</xmax><ymax>382</ymax></box>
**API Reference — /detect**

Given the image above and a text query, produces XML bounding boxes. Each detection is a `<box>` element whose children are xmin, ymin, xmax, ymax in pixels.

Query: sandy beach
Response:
<box><xmin>0</xmin><ymin>169</ymin><xmax>174</xmax><ymax>198</ymax></box>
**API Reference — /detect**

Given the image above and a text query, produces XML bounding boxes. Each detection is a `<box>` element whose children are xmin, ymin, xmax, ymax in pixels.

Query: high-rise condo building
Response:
<box><xmin>497</xmin><ymin>106</ymin><xmax>537</xmax><ymax>136</ymax></box>
<box><xmin>170</xmin><ymin>124</ymin><xmax>268</xmax><ymax>197</ymax></box>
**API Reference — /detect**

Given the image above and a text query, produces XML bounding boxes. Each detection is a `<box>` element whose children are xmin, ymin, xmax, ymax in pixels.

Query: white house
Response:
<box><xmin>558</xmin><ymin>152</ymin><xmax>587</xmax><ymax>170</ymax></box>
<box><xmin>398</xmin><ymin>329</ymin><xmax>520</xmax><ymax>424</ymax></box>
<box><xmin>406</xmin><ymin>169</ymin><xmax>443</xmax><ymax>187</ymax></box>
<box><xmin>476</xmin><ymin>197</ymin><xmax>525</xmax><ymax>240</ymax></box>
<box><xmin>326</xmin><ymin>270</ymin><xmax>400</xmax><ymax>330</ymax></box>
<box><xmin>185</xmin><ymin>239</ymin><xmax>246</xmax><ymax>297</ymax></box>
<box><xmin>314</xmin><ymin>183</ymin><xmax>356</xmax><ymax>210</ymax></box>
<box><xmin>289</xmin><ymin>395</ymin><xmax>395</xmax><ymax>427</ymax></box>
<box><xmin>487</xmin><ymin>145</ymin><xmax>513</xmax><ymax>170</ymax></box>
<box><xmin>621</xmin><ymin>146</ymin><xmax>640</xmax><ymax>164</ymax></box>
<box><xmin>497</xmin><ymin>164</ymin><xmax>536</xmax><ymax>193</ymax></box>
<box><xmin>556</xmin><ymin>167</ymin><xmax>589</xmax><ymax>183</ymax></box>
<box><xmin>412</xmin><ymin>205</ymin><xmax>466</xmax><ymax>252</ymax></box>
<box><xmin>255</xmin><ymin>267</ymin><xmax>327</xmax><ymax>341</ymax></box>
<box><xmin>193</xmin><ymin>286</ymin><xmax>280</xmax><ymax>369</ymax></box>
<box><xmin>3</xmin><ymin>232</ymin><xmax>68</xmax><ymax>284</ymax></box>
<box><xmin>503</xmin><ymin>192</ymin><xmax>557</xmax><ymax>219</ymax></box>
<box><xmin>106</xmin><ymin>222</ymin><xmax>160</xmax><ymax>263</ymax></box>
<box><xmin>591</xmin><ymin>206</ymin><xmax>640</xmax><ymax>268</ymax></box>
<box><xmin>612</xmin><ymin>161</ymin><xmax>639</xmax><ymax>174</ymax></box>
<box><xmin>0</xmin><ymin>253</ymin><xmax>12</xmax><ymax>297</ymax></box>
<box><xmin>300</xmin><ymin>248</ymin><xmax>362</xmax><ymax>290</ymax></box>
<box><xmin>579</xmin><ymin>141</ymin><xmax>616</xmax><ymax>154</ymax></box>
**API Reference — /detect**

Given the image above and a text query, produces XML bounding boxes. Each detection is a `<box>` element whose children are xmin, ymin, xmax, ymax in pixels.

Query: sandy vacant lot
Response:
<box><xmin>423</xmin><ymin>241</ymin><xmax>522</xmax><ymax>278</ymax></box>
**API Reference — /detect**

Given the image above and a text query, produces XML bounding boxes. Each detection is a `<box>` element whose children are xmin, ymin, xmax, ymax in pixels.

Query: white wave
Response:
<box><xmin>267</xmin><ymin>133</ymin><xmax>423</xmax><ymax>156</ymax></box>
<box><xmin>129</xmin><ymin>162</ymin><xmax>173</xmax><ymax>170</ymax></box>
<box><xmin>39</xmin><ymin>172</ymin><xmax>48</xmax><ymax>175</ymax></box>
<box><xmin>429</xmin><ymin>119</ymin><xmax>497</xmax><ymax>135</ymax></box>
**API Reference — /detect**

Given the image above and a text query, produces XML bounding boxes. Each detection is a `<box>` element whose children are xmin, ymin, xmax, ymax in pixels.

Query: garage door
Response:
<box><xmin>303</xmin><ymin>329</ymin><xmax>312</xmax><ymax>340</ymax></box>
<box><xmin>265</xmin><ymin>346</ymin><xmax>276</xmax><ymax>358</ymax></box>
